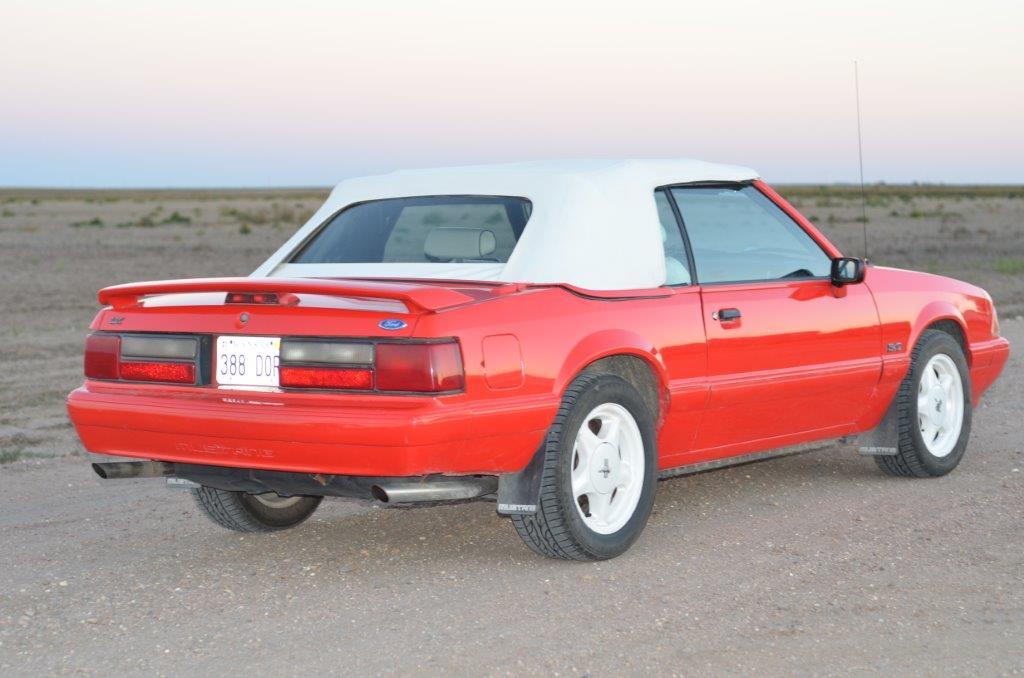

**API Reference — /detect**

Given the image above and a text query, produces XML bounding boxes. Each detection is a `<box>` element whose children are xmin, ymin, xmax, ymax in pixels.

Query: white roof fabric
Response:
<box><xmin>253</xmin><ymin>159</ymin><xmax>759</xmax><ymax>290</ymax></box>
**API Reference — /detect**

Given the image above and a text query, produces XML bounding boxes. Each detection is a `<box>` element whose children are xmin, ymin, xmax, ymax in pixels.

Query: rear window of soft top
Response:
<box><xmin>291</xmin><ymin>196</ymin><xmax>532</xmax><ymax>264</ymax></box>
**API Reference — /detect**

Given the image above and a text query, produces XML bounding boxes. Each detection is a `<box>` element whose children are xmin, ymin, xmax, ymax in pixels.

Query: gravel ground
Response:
<box><xmin>0</xmin><ymin>318</ymin><xmax>1020</xmax><ymax>675</ymax></box>
<box><xmin>0</xmin><ymin>187</ymin><xmax>1021</xmax><ymax>675</ymax></box>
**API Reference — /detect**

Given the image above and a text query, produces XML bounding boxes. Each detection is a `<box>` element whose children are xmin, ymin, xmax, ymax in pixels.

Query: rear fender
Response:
<box><xmin>553</xmin><ymin>329</ymin><xmax>668</xmax><ymax>404</ymax></box>
<box><xmin>497</xmin><ymin>330</ymin><xmax>667</xmax><ymax>517</ymax></box>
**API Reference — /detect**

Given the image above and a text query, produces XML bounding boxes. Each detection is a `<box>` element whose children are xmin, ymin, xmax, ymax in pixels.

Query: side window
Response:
<box><xmin>670</xmin><ymin>185</ymin><xmax>831</xmax><ymax>284</ymax></box>
<box><xmin>654</xmin><ymin>190</ymin><xmax>691</xmax><ymax>285</ymax></box>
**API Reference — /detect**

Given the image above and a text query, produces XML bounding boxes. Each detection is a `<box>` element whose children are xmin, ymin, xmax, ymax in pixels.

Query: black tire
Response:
<box><xmin>876</xmin><ymin>329</ymin><xmax>973</xmax><ymax>478</ymax></box>
<box><xmin>511</xmin><ymin>373</ymin><xmax>657</xmax><ymax>561</ymax></box>
<box><xmin>191</xmin><ymin>486</ymin><xmax>322</xmax><ymax>533</ymax></box>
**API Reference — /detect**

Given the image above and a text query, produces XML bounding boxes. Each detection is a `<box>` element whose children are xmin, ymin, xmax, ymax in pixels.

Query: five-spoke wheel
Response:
<box><xmin>511</xmin><ymin>372</ymin><xmax>656</xmax><ymax>560</ymax></box>
<box><xmin>877</xmin><ymin>329</ymin><xmax>972</xmax><ymax>478</ymax></box>
<box><xmin>916</xmin><ymin>353</ymin><xmax>965</xmax><ymax>458</ymax></box>
<box><xmin>570</xmin><ymin>403</ymin><xmax>645</xmax><ymax>535</ymax></box>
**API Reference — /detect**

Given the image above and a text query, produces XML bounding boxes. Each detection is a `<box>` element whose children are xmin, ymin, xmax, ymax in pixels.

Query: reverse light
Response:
<box><xmin>121</xmin><ymin>335</ymin><xmax>198</xmax><ymax>360</ymax></box>
<box><xmin>280</xmin><ymin>341</ymin><xmax>374</xmax><ymax>365</ymax></box>
<box><xmin>375</xmin><ymin>342</ymin><xmax>464</xmax><ymax>393</ymax></box>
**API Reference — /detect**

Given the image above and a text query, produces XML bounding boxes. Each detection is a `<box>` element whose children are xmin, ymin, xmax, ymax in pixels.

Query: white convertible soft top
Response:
<box><xmin>253</xmin><ymin>159</ymin><xmax>759</xmax><ymax>290</ymax></box>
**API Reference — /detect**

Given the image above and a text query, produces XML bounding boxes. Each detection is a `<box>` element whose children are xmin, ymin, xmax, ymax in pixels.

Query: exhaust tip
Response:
<box><xmin>370</xmin><ymin>485</ymin><xmax>390</xmax><ymax>503</ymax></box>
<box><xmin>91</xmin><ymin>463</ymin><xmax>109</xmax><ymax>479</ymax></box>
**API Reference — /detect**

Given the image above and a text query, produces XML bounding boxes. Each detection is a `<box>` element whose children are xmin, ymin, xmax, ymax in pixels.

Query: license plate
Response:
<box><xmin>215</xmin><ymin>336</ymin><xmax>281</xmax><ymax>387</ymax></box>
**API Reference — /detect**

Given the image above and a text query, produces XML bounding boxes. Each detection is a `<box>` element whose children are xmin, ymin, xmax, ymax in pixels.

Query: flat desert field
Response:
<box><xmin>0</xmin><ymin>185</ymin><xmax>1022</xmax><ymax>462</ymax></box>
<box><xmin>1</xmin><ymin>185</ymin><xmax>1022</xmax><ymax>674</ymax></box>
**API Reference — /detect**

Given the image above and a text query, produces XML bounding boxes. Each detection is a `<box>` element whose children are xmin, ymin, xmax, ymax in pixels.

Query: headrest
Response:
<box><xmin>424</xmin><ymin>227</ymin><xmax>497</xmax><ymax>261</ymax></box>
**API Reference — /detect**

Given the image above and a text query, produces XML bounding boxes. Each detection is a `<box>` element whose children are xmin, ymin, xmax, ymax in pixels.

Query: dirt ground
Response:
<box><xmin>0</xmin><ymin>186</ymin><xmax>1021</xmax><ymax>674</ymax></box>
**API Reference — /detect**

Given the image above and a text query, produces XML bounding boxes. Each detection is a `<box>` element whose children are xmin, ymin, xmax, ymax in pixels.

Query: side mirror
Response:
<box><xmin>831</xmin><ymin>257</ymin><xmax>865</xmax><ymax>286</ymax></box>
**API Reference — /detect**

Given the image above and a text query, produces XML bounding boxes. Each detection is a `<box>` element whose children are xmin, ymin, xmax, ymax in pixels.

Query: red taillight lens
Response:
<box><xmin>84</xmin><ymin>334</ymin><xmax>120</xmax><ymax>379</ymax></box>
<box><xmin>119</xmin><ymin>361</ymin><xmax>195</xmax><ymax>384</ymax></box>
<box><xmin>279</xmin><ymin>366</ymin><xmax>373</xmax><ymax>390</ymax></box>
<box><xmin>375</xmin><ymin>342</ymin><xmax>464</xmax><ymax>393</ymax></box>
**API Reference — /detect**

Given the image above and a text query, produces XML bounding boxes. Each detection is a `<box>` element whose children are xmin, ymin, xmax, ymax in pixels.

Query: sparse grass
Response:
<box><xmin>160</xmin><ymin>210</ymin><xmax>191</xmax><ymax>225</ymax></box>
<box><xmin>221</xmin><ymin>203</ymin><xmax>301</xmax><ymax>225</ymax></box>
<box><xmin>116</xmin><ymin>211</ymin><xmax>160</xmax><ymax>228</ymax></box>
<box><xmin>0</xmin><ymin>448</ymin><xmax>29</xmax><ymax>464</ymax></box>
<box><xmin>0</xmin><ymin>434</ymin><xmax>42</xmax><ymax>464</ymax></box>
<box><xmin>779</xmin><ymin>184</ymin><xmax>1024</xmax><ymax>201</ymax></box>
<box><xmin>887</xmin><ymin>206</ymin><xmax>965</xmax><ymax>223</ymax></box>
<box><xmin>69</xmin><ymin>217</ymin><xmax>104</xmax><ymax>228</ymax></box>
<box><xmin>993</xmin><ymin>258</ymin><xmax>1024</xmax><ymax>275</ymax></box>
<box><xmin>825</xmin><ymin>213</ymin><xmax>869</xmax><ymax>224</ymax></box>
<box><xmin>239</xmin><ymin>223</ymin><xmax>252</xmax><ymax>235</ymax></box>
<box><xmin>1</xmin><ymin>208</ymin><xmax>14</xmax><ymax>217</ymax></box>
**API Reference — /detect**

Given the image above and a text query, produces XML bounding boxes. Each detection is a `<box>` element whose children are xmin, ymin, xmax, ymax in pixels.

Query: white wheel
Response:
<box><xmin>252</xmin><ymin>492</ymin><xmax>304</xmax><ymax>509</ymax></box>
<box><xmin>917</xmin><ymin>353</ymin><xmax>965</xmax><ymax>458</ymax></box>
<box><xmin>876</xmin><ymin>329</ymin><xmax>972</xmax><ymax>478</ymax></box>
<box><xmin>511</xmin><ymin>372</ymin><xmax>657</xmax><ymax>560</ymax></box>
<box><xmin>570</xmin><ymin>403</ymin><xmax>645</xmax><ymax>534</ymax></box>
<box><xmin>191</xmin><ymin>486</ymin><xmax>321</xmax><ymax>532</ymax></box>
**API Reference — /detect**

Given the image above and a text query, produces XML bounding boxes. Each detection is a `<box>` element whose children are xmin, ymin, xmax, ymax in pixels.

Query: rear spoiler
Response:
<box><xmin>97</xmin><ymin>277</ymin><xmax>476</xmax><ymax>313</ymax></box>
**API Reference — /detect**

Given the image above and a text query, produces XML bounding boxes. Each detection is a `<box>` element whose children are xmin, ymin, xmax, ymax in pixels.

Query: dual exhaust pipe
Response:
<box><xmin>91</xmin><ymin>461</ymin><xmax>497</xmax><ymax>504</ymax></box>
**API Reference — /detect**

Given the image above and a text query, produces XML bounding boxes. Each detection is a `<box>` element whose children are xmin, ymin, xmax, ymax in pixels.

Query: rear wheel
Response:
<box><xmin>876</xmin><ymin>329</ymin><xmax>972</xmax><ymax>478</ymax></box>
<box><xmin>191</xmin><ymin>486</ymin><xmax>322</xmax><ymax>532</ymax></box>
<box><xmin>512</xmin><ymin>373</ymin><xmax>657</xmax><ymax>560</ymax></box>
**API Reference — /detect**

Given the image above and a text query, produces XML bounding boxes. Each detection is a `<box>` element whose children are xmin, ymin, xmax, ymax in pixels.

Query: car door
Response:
<box><xmin>667</xmin><ymin>182</ymin><xmax>882</xmax><ymax>456</ymax></box>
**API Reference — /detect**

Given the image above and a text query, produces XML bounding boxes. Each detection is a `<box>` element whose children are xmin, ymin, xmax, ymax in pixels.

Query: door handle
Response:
<box><xmin>713</xmin><ymin>308</ymin><xmax>742</xmax><ymax>321</ymax></box>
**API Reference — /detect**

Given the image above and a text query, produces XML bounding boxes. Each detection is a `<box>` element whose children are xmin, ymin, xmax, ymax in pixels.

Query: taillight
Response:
<box><xmin>280</xmin><ymin>366</ymin><xmax>373</xmax><ymax>390</ymax></box>
<box><xmin>277</xmin><ymin>339</ymin><xmax>464</xmax><ymax>393</ymax></box>
<box><xmin>279</xmin><ymin>339</ymin><xmax>375</xmax><ymax>391</ymax></box>
<box><xmin>376</xmin><ymin>342</ymin><xmax>464</xmax><ymax>393</ymax></box>
<box><xmin>84</xmin><ymin>334</ymin><xmax>120</xmax><ymax>380</ymax></box>
<box><xmin>120</xmin><ymin>361</ymin><xmax>196</xmax><ymax>384</ymax></box>
<box><xmin>84</xmin><ymin>333</ymin><xmax>199</xmax><ymax>385</ymax></box>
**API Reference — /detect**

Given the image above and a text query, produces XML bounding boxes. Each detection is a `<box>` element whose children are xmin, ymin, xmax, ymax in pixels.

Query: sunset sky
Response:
<box><xmin>2</xmin><ymin>0</ymin><xmax>1021</xmax><ymax>187</ymax></box>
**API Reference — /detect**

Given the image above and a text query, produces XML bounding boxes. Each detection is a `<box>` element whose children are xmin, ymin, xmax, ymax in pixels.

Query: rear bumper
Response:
<box><xmin>67</xmin><ymin>382</ymin><xmax>553</xmax><ymax>476</ymax></box>
<box><xmin>970</xmin><ymin>337</ymin><xmax>1010</xmax><ymax>405</ymax></box>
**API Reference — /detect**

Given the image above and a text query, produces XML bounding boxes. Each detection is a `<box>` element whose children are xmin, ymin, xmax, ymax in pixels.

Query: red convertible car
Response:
<box><xmin>68</xmin><ymin>160</ymin><xmax>1009</xmax><ymax>560</ymax></box>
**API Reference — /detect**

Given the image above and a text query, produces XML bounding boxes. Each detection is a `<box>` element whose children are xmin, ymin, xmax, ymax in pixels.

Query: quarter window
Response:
<box><xmin>670</xmin><ymin>185</ymin><xmax>831</xmax><ymax>284</ymax></box>
<box><xmin>654</xmin><ymin>190</ymin><xmax>692</xmax><ymax>285</ymax></box>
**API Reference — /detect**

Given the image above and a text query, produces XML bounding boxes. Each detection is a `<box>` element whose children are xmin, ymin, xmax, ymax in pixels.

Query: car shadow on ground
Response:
<box><xmin>166</xmin><ymin>443</ymin><xmax>905</xmax><ymax>569</ymax></box>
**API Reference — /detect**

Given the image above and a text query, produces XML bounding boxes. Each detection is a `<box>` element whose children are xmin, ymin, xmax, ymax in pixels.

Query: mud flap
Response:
<box><xmin>855</xmin><ymin>397</ymin><xmax>899</xmax><ymax>456</ymax></box>
<box><xmin>496</xmin><ymin>445</ymin><xmax>545</xmax><ymax>515</ymax></box>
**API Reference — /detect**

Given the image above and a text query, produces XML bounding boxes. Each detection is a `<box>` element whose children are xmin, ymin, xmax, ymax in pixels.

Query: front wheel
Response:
<box><xmin>191</xmin><ymin>486</ymin><xmax>322</xmax><ymax>532</ymax></box>
<box><xmin>876</xmin><ymin>329</ymin><xmax>973</xmax><ymax>478</ymax></box>
<box><xmin>512</xmin><ymin>373</ymin><xmax>657</xmax><ymax>560</ymax></box>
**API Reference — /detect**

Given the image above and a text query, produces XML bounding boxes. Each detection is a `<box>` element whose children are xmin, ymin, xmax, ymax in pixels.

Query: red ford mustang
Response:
<box><xmin>67</xmin><ymin>160</ymin><xmax>1010</xmax><ymax>560</ymax></box>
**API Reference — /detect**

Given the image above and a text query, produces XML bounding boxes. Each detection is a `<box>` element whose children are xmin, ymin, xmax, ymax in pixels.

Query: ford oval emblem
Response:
<box><xmin>379</xmin><ymin>318</ymin><xmax>407</xmax><ymax>331</ymax></box>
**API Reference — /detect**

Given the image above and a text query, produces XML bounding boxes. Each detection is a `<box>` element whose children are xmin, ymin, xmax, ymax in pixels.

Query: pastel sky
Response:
<box><xmin>2</xmin><ymin>0</ymin><xmax>1021</xmax><ymax>186</ymax></box>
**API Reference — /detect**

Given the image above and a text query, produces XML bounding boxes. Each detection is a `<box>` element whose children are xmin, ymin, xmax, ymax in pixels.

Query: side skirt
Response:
<box><xmin>657</xmin><ymin>439</ymin><xmax>842</xmax><ymax>480</ymax></box>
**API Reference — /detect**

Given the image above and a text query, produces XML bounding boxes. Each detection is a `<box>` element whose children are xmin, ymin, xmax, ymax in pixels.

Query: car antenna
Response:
<box><xmin>854</xmin><ymin>60</ymin><xmax>869</xmax><ymax>262</ymax></box>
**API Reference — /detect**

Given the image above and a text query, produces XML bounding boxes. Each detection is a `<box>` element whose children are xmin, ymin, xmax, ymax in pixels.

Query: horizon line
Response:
<box><xmin>3</xmin><ymin>181</ymin><xmax>1024</xmax><ymax>192</ymax></box>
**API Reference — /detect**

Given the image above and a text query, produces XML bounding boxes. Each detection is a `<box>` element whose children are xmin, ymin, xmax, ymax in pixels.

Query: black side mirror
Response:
<box><xmin>831</xmin><ymin>257</ymin><xmax>865</xmax><ymax>286</ymax></box>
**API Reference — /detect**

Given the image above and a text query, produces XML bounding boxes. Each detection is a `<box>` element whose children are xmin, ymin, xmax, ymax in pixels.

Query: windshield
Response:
<box><xmin>291</xmin><ymin>196</ymin><xmax>532</xmax><ymax>265</ymax></box>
